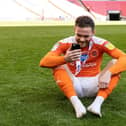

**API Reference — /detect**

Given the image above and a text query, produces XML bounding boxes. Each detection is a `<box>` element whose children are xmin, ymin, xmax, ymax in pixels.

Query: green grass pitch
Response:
<box><xmin>0</xmin><ymin>25</ymin><xmax>126</xmax><ymax>126</ymax></box>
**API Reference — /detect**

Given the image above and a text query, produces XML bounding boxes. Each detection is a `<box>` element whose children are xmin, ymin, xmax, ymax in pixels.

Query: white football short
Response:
<box><xmin>72</xmin><ymin>75</ymin><xmax>99</xmax><ymax>98</ymax></box>
<box><xmin>63</xmin><ymin>64</ymin><xmax>99</xmax><ymax>98</ymax></box>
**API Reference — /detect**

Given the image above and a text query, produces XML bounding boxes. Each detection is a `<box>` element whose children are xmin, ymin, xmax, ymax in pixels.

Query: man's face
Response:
<box><xmin>74</xmin><ymin>26</ymin><xmax>94</xmax><ymax>48</ymax></box>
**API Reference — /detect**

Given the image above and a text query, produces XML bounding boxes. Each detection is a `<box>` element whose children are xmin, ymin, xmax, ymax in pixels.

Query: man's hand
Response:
<box><xmin>64</xmin><ymin>49</ymin><xmax>81</xmax><ymax>62</ymax></box>
<box><xmin>98</xmin><ymin>70</ymin><xmax>112</xmax><ymax>89</ymax></box>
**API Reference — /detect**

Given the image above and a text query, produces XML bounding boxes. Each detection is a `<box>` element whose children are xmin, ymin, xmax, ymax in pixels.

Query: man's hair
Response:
<box><xmin>75</xmin><ymin>16</ymin><xmax>95</xmax><ymax>30</ymax></box>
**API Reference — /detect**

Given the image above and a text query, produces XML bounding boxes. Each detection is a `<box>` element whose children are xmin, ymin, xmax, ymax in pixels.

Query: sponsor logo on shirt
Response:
<box><xmin>69</xmin><ymin>62</ymin><xmax>96</xmax><ymax>68</ymax></box>
<box><xmin>82</xmin><ymin>62</ymin><xmax>97</xmax><ymax>68</ymax></box>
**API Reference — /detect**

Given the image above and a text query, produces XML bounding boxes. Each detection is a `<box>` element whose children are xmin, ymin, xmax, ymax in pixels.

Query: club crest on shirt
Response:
<box><xmin>90</xmin><ymin>49</ymin><xmax>99</xmax><ymax>58</ymax></box>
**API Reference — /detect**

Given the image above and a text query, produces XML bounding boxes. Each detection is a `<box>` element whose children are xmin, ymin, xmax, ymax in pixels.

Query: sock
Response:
<box><xmin>70</xmin><ymin>96</ymin><xmax>86</xmax><ymax>118</ymax></box>
<box><xmin>87</xmin><ymin>96</ymin><xmax>104</xmax><ymax>117</ymax></box>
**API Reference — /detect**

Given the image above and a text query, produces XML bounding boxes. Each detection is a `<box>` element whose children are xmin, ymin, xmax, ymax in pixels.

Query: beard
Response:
<box><xmin>77</xmin><ymin>40</ymin><xmax>90</xmax><ymax>48</ymax></box>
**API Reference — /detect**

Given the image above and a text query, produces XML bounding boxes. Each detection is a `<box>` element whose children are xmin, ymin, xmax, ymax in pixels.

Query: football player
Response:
<box><xmin>40</xmin><ymin>16</ymin><xmax>126</xmax><ymax>118</ymax></box>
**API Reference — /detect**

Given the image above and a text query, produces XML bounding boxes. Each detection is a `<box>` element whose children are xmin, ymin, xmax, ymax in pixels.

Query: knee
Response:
<box><xmin>111</xmin><ymin>59</ymin><xmax>117</xmax><ymax>65</ymax></box>
<box><xmin>53</xmin><ymin>65</ymin><xmax>66</xmax><ymax>75</ymax></box>
<box><xmin>53</xmin><ymin>65</ymin><xmax>65</xmax><ymax>71</ymax></box>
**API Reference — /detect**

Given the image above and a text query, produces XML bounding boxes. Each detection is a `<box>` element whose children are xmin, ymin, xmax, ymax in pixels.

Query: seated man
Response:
<box><xmin>40</xmin><ymin>16</ymin><xmax>126</xmax><ymax>118</ymax></box>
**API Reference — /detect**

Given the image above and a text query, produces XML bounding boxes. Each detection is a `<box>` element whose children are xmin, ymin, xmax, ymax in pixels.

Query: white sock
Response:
<box><xmin>70</xmin><ymin>96</ymin><xmax>86</xmax><ymax>118</ymax></box>
<box><xmin>87</xmin><ymin>96</ymin><xmax>104</xmax><ymax>117</ymax></box>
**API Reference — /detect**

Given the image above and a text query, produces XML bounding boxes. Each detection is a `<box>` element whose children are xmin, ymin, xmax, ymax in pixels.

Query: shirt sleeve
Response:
<box><xmin>102</xmin><ymin>41</ymin><xmax>126</xmax><ymax>74</ymax></box>
<box><xmin>39</xmin><ymin>41</ymin><xmax>70</xmax><ymax>68</ymax></box>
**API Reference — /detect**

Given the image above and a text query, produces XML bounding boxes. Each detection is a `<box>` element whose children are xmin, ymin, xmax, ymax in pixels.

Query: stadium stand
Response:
<box><xmin>0</xmin><ymin>0</ymin><xmax>40</xmax><ymax>21</ymax></box>
<box><xmin>0</xmin><ymin>0</ymin><xmax>126</xmax><ymax>21</ymax></box>
<box><xmin>0</xmin><ymin>0</ymin><xmax>106</xmax><ymax>21</ymax></box>
<box><xmin>67</xmin><ymin>0</ymin><xmax>126</xmax><ymax>19</ymax></box>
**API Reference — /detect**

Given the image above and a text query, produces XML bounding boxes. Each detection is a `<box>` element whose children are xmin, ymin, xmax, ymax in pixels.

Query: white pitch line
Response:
<box><xmin>0</xmin><ymin>21</ymin><xmax>126</xmax><ymax>27</ymax></box>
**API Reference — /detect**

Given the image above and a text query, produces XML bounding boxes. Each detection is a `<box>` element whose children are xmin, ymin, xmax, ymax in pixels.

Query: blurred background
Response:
<box><xmin>0</xmin><ymin>0</ymin><xmax>126</xmax><ymax>26</ymax></box>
